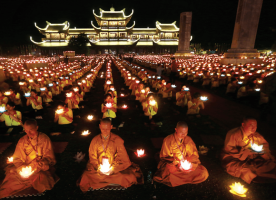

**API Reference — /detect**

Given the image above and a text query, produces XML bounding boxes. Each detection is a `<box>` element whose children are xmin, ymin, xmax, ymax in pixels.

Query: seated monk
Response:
<box><xmin>153</xmin><ymin>121</ymin><xmax>208</xmax><ymax>187</ymax></box>
<box><xmin>221</xmin><ymin>116</ymin><xmax>276</xmax><ymax>184</ymax></box>
<box><xmin>0</xmin><ymin>119</ymin><xmax>59</xmax><ymax>198</ymax></box>
<box><xmin>78</xmin><ymin>118</ymin><xmax>143</xmax><ymax>192</ymax></box>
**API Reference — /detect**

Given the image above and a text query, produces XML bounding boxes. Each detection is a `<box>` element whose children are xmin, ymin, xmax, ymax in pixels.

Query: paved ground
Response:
<box><xmin>0</xmin><ymin>58</ymin><xmax>276</xmax><ymax>200</ymax></box>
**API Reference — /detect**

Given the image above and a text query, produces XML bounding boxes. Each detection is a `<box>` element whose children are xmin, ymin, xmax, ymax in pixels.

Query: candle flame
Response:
<box><xmin>56</xmin><ymin>109</ymin><xmax>64</xmax><ymax>114</ymax></box>
<box><xmin>66</xmin><ymin>93</ymin><xmax>72</xmax><ymax>97</ymax></box>
<box><xmin>0</xmin><ymin>106</ymin><xmax>5</xmax><ymax>112</ymax></box>
<box><xmin>81</xmin><ymin>130</ymin><xmax>90</xmax><ymax>136</ymax></box>
<box><xmin>99</xmin><ymin>158</ymin><xmax>112</xmax><ymax>174</ymax></box>
<box><xmin>106</xmin><ymin>103</ymin><xmax>112</xmax><ymax>108</ymax></box>
<box><xmin>200</xmin><ymin>96</ymin><xmax>208</xmax><ymax>101</ymax></box>
<box><xmin>87</xmin><ymin>115</ymin><xmax>93</xmax><ymax>120</ymax></box>
<box><xmin>137</xmin><ymin>149</ymin><xmax>145</xmax><ymax>157</ymax></box>
<box><xmin>19</xmin><ymin>166</ymin><xmax>34</xmax><ymax>178</ymax></box>
<box><xmin>180</xmin><ymin>160</ymin><xmax>192</xmax><ymax>171</ymax></box>
<box><xmin>251</xmin><ymin>142</ymin><xmax>263</xmax><ymax>152</ymax></box>
<box><xmin>4</xmin><ymin>91</ymin><xmax>11</xmax><ymax>96</ymax></box>
<box><xmin>122</xmin><ymin>104</ymin><xmax>128</xmax><ymax>109</ymax></box>
<box><xmin>7</xmin><ymin>157</ymin><xmax>13</xmax><ymax>163</ymax></box>
<box><xmin>229</xmin><ymin>182</ymin><xmax>248</xmax><ymax>197</ymax></box>
<box><xmin>149</xmin><ymin>100</ymin><xmax>156</xmax><ymax>106</ymax></box>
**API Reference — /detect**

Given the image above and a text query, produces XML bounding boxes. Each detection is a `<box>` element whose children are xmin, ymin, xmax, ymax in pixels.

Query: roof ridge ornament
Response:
<box><xmin>110</xmin><ymin>6</ymin><xmax>115</xmax><ymax>11</ymax></box>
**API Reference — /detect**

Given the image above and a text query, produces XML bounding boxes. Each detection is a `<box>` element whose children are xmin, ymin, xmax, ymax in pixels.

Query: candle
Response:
<box><xmin>180</xmin><ymin>160</ymin><xmax>192</xmax><ymax>171</ymax></box>
<box><xmin>99</xmin><ymin>157</ymin><xmax>112</xmax><ymax>174</ymax></box>
<box><xmin>106</xmin><ymin>103</ymin><xmax>112</xmax><ymax>108</ymax></box>
<box><xmin>4</xmin><ymin>91</ymin><xmax>11</xmax><ymax>96</ymax></box>
<box><xmin>56</xmin><ymin>109</ymin><xmax>64</xmax><ymax>114</ymax></box>
<box><xmin>40</xmin><ymin>88</ymin><xmax>46</xmax><ymax>91</ymax></box>
<box><xmin>87</xmin><ymin>115</ymin><xmax>93</xmax><ymax>120</ymax></box>
<box><xmin>171</xmin><ymin>84</ymin><xmax>177</xmax><ymax>88</ymax></box>
<box><xmin>81</xmin><ymin>130</ymin><xmax>90</xmax><ymax>136</ymax></box>
<box><xmin>149</xmin><ymin>100</ymin><xmax>156</xmax><ymax>106</ymax></box>
<box><xmin>25</xmin><ymin>92</ymin><xmax>31</xmax><ymax>97</ymax></box>
<box><xmin>136</xmin><ymin>149</ymin><xmax>145</xmax><ymax>157</ymax></box>
<box><xmin>7</xmin><ymin>157</ymin><xmax>13</xmax><ymax>164</ymax></box>
<box><xmin>251</xmin><ymin>142</ymin><xmax>263</xmax><ymax>152</ymax></box>
<box><xmin>0</xmin><ymin>106</ymin><xmax>6</xmax><ymax>113</ymax></box>
<box><xmin>200</xmin><ymin>96</ymin><xmax>208</xmax><ymax>101</ymax></box>
<box><xmin>19</xmin><ymin>166</ymin><xmax>34</xmax><ymax>178</ymax></box>
<box><xmin>66</xmin><ymin>93</ymin><xmax>72</xmax><ymax>98</ymax></box>
<box><xmin>122</xmin><ymin>104</ymin><xmax>128</xmax><ymax>109</ymax></box>
<box><xmin>229</xmin><ymin>182</ymin><xmax>248</xmax><ymax>197</ymax></box>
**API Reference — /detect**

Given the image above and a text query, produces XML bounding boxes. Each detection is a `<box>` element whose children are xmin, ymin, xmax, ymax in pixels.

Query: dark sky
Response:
<box><xmin>1</xmin><ymin>0</ymin><xmax>275</xmax><ymax>48</ymax></box>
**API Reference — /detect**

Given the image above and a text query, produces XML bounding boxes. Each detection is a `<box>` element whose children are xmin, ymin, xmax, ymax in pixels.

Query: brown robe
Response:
<box><xmin>78</xmin><ymin>133</ymin><xmax>143</xmax><ymax>192</ymax></box>
<box><xmin>0</xmin><ymin>133</ymin><xmax>59</xmax><ymax>198</ymax></box>
<box><xmin>221</xmin><ymin>127</ymin><xmax>276</xmax><ymax>184</ymax></box>
<box><xmin>153</xmin><ymin>134</ymin><xmax>208</xmax><ymax>187</ymax></box>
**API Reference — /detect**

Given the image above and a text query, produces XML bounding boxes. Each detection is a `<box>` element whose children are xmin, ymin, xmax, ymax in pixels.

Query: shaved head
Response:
<box><xmin>176</xmin><ymin>121</ymin><xmax>188</xmax><ymax>129</ymax></box>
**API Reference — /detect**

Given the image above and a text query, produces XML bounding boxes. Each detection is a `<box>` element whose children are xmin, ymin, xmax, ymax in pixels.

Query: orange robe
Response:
<box><xmin>153</xmin><ymin>134</ymin><xmax>208</xmax><ymax>187</ymax></box>
<box><xmin>78</xmin><ymin>133</ymin><xmax>143</xmax><ymax>192</ymax></box>
<box><xmin>0</xmin><ymin>133</ymin><xmax>59</xmax><ymax>198</ymax></box>
<box><xmin>221</xmin><ymin>127</ymin><xmax>276</xmax><ymax>184</ymax></box>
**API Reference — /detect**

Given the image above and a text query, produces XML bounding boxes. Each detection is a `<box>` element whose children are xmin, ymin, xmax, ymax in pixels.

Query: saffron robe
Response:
<box><xmin>78</xmin><ymin>133</ymin><xmax>143</xmax><ymax>191</ymax></box>
<box><xmin>153</xmin><ymin>134</ymin><xmax>208</xmax><ymax>187</ymax></box>
<box><xmin>221</xmin><ymin>127</ymin><xmax>276</xmax><ymax>184</ymax></box>
<box><xmin>0</xmin><ymin>133</ymin><xmax>59</xmax><ymax>198</ymax></box>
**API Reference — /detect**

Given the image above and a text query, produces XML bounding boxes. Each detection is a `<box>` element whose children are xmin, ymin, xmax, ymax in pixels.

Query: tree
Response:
<box><xmin>68</xmin><ymin>33</ymin><xmax>91</xmax><ymax>55</ymax></box>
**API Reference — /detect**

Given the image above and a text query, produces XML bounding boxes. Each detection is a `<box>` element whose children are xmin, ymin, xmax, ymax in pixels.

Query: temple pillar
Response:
<box><xmin>220</xmin><ymin>0</ymin><xmax>263</xmax><ymax>65</ymax></box>
<box><xmin>174</xmin><ymin>12</ymin><xmax>193</xmax><ymax>58</ymax></box>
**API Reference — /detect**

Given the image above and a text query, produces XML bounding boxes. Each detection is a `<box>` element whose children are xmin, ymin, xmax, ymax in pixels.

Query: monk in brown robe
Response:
<box><xmin>0</xmin><ymin>119</ymin><xmax>59</xmax><ymax>199</ymax></box>
<box><xmin>221</xmin><ymin>116</ymin><xmax>276</xmax><ymax>184</ymax></box>
<box><xmin>78</xmin><ymin>118</ymin><xmax>143</xmax><ymax>192</ymax></box>
<box><xmin>154</xmin><ymin>121</ymin><xmax>208</xmax><ymax>187</ymax></box>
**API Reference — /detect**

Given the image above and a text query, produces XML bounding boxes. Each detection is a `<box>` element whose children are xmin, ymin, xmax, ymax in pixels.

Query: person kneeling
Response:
<box><xmin>153</xmin><ymin>121</ymin><xmax>208</xmax><ymax>187</ymax></box>
<box><xmin>0</xmin><ymin>119</ymin><xmax>59</xmax><ymax>198</ymax></box>
<box><xmin>78</xmin><ymin>118</ymin><xmax>143</xmax><ymax>192</ymax></box>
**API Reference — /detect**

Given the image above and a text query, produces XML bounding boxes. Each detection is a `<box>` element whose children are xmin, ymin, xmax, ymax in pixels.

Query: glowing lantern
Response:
<box><xmin>19</xmin><ymin>82</ymin><xmax>25</xmax><ymax>86</ymax></box>
<box><xmin>200</xmin><ymin>96</ymin><xmax>208</xmax><ymax>101</ymax></box>
<box><xmin>7</xmin><ymin>157</ymin><xmax>13</xmax><ymax>164</ymax></box>
<box><xmin>251</xmin><ymin>142</ymin><xmax>263</xmax><ymax>152</ymax></box>
<box><xmin>120</xmin><ymin>94</ymin><xmax>125</xmax><ymax>97</ymax></box>
<box><xmin>29</xmin><ymin>79</ymin><xmax>33</xmax><ymax>83</ymax></box>
<box><xmin>66</xmin><ymin>93</ymin><xmax>72</xmax><ymax>98</ymax></box>
<box><xmin>56</xmin><ymin>109</ymin><xmax>64</xmax><ymax>115</ymax></box>
<box><xmin>19</xmin><ymin>166</ymin><xmax>34</xmax><ymax>178</ymax></box>
<box><xmin>87</xmin><ymin>115</ymin><xmax>93</xmax><ymax>120</ymax></box>
<box><xmin>141</xmin><ymin>89</ymin><xmax>145</xmax><ymax>93</ymax></box>
<box><xmin>136</xmin><ymin>80</ymin><xmax>140</xmax><ymax>84</ymax></box>
<box><xmin>184</xmin><ymin>87</ymin><xmax>190</xmax><ymax>91</ymax></box>
<box><xmin>106</xmin><ymin>80</ymin><xmax>111</xmax><ymax>84</ymax></box>
<box><xmin>255</xmin><ymin>88</ymin><xmax>260</xmax><ymax>92</ymax></box>
<box><xmin>24</xmin><ymin>92</ymin><xmax>31</xmax><ymax>97</ymax></box>
<box><xmin>135</xmin><ymin>149</ymin><xmax>145</xmax><ymax>157</ymax></box>
<box><xmin>40</xmin><ymin>87</ymin><xmax>46</xmax><ymax>91</ymax></box>
<box><xmin>4</xmin><ymin>91</ymin><xmax>11</xmax><ymax>96</ymax></box>
<box><xmin>171</xmin><ymin>84</ymin><xmax>177</xmax><ymax>88</ymax></box>
<box><xmin>81</xmin><ymin>130</ymin><xmax>90</xmax><ymax>136</ymax></box>
<box><xmin>99</xmin><ymin>157</ymin><xmax>112</xmax><ymax>174</ymax></box>
<box><xmin>0</xmin><ymin>106</ymin><xmax>6</xmax><ymax>113</ymax></box>
<box><xmin>238</xmin><ymin>81</ymin><xmax>243</xmax><ymax>85</ymax></box>
<box><xmin>122</xmin><ymin>104</ymin><xmax>128</xmax><ymax>109</ymax></box>
<box><xmin>180</xmin><ymin>160</ymin><xmax>192</xmax><ymax>171</ymax></box>
<box><xmin>106</xmin><ymin>103</ymin><xmax>112</xmax><ymax>108</ymax></box>
<box><xmin>240</xmin><ymin>76</ymin><xmax>245</xmax><ymax>79</ymax></box>
<box><xmin>110</xmin><ymin>88</ymin><xmax>115</xmax><ymax>91</ymax></box>
<box><xmin>149</xmin><ymin>100</ymin><xmax>156</xmax><ymax>106</ymax></box>
<box><xmin>73</xmin><ymin>88</ymin><xmax>79</xmax><ymax>92</ymax></box>
<box><xmin>258</xmin><ymin>80</ymin><xmax>263</xmax><ymax>84</ymax></box>
<box><xmin>229</xmin><ymin>182</ymin><xmax>248</xmax><ymax>197</ymax></box>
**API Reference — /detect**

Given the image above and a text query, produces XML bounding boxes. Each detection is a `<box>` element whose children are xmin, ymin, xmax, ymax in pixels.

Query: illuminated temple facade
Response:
<box><xmin>30</xmin><ymin>7</ymin><xmax>180</xmax><ymax>54</ymax></box>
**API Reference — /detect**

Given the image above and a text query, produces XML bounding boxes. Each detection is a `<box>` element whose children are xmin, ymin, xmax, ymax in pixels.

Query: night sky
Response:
<box><xmin>1</xmin><ymin>0</ymin><xmax>276</xmax><ymax>49</ymax></box>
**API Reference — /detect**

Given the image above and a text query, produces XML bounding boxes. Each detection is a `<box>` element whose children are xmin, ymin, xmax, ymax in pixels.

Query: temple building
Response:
<box><xmin>30</xmin><ymin>7</ymin><xmax>181</xmax><ymax>54</ymax></box>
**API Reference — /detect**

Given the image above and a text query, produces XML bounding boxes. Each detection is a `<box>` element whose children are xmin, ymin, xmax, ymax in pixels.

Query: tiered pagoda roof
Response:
<box><xmin>34</xmin><ymin>21</ymin><xmax>70</xmax><ymax>35</ymax></box>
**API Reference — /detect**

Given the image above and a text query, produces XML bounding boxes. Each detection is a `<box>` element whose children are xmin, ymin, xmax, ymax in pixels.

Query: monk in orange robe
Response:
<box><xmin>78</xmin><ymin>118</ymin><xmax>143</xmax><ymax>192</ymax></box>
<box><xmin>221</xmin><ymin>116</ymin><xmax>276</xmax><ymax>184</ymax></box>
<box><xmin>0</xmin><ymin>119</ymin><xmax>59</xmax><ymax>199</ymax></box>
<box><xmin>154</xmin><ymin>121</ymin><xmax>208</xmax><ymax>187</ymax></box>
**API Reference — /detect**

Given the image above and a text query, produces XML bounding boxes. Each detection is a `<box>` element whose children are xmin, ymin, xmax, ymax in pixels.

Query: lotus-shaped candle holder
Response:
<box><xmin>81</xmin><ymin>130</ymin><xmax>90</xmax><ymax>136</ymax></box>
<box><xmin>7</xmin><ymin>157</ymin><xmax>13</xmax><ymax>164</ymax></box>
<box><xmin>171</xmin><ymin>84</ymin><xmax>177</xmax><ymax>88</ymax></box>
<box><xmin>66</xmin><ymin>93</ymin><xmax>72</xmax><ymax>98</ymax></box>
<box><xmin>200</xmin><ymin>96</ymin><xmax>208</xmax><ymax>101</ymax></box>
<box><xmin>149</xmin><ymin>100</ymin><xmax>156</xmax><ymax>106</ymax></box>
<box><xmin>19</xmin><ymin>166</ymin><xmax>34</xmax><ymax>179</ymax></box>
<box><xmin>87</xmin><ymin>115</ymin><xmax>93</xmax><ymax>120</ymax></box>
<box><xmin>135</xmin><ymin>149</ymin><xmax>145</xmax><ymax>157</ymax></box>
<box><xmin>99</xmin><ymin>157</ymin><xmax>112</xmax><ymax>174</ymax></box>
<box><xmin>122</xmin><ymin>104</ymin><xmax>128</xmax><ymax>109</ymax></box>
<box><xmin>106</xmin><ymin>103</ymin><xmax>112</xmax><ymax>108</ymax></box>
<box><xmin>251</xmin><ymin>142</ymin><xmax>263</xmax><ymax>152</ymax></box>
<box><xmin>24</xmin><ymin>92</ymin><xmax>31</xmax><ymax>97</ymax></box>
<box><xmin>229</xmin><ymin>182</ymin><xmax>248</xmax><ymax>197</ymax></box>
<box><xmin>4</xmin><ymin>91</ymin><xmax>11</xmax><ymax>96</ymax></box>
<box><xmin>180</xmin><ymin>160</ymin><xmax>192</xmax><ymax>171</ymax></box>
<box><xmin>0</xmin><ymin>106</ymin><xmax>6</xmax><ymax>113</ymax></box>
<box><xmin>55</xmin><ymin>109</ymin><xmax>64</xmax><ymax>115</ymax></box>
